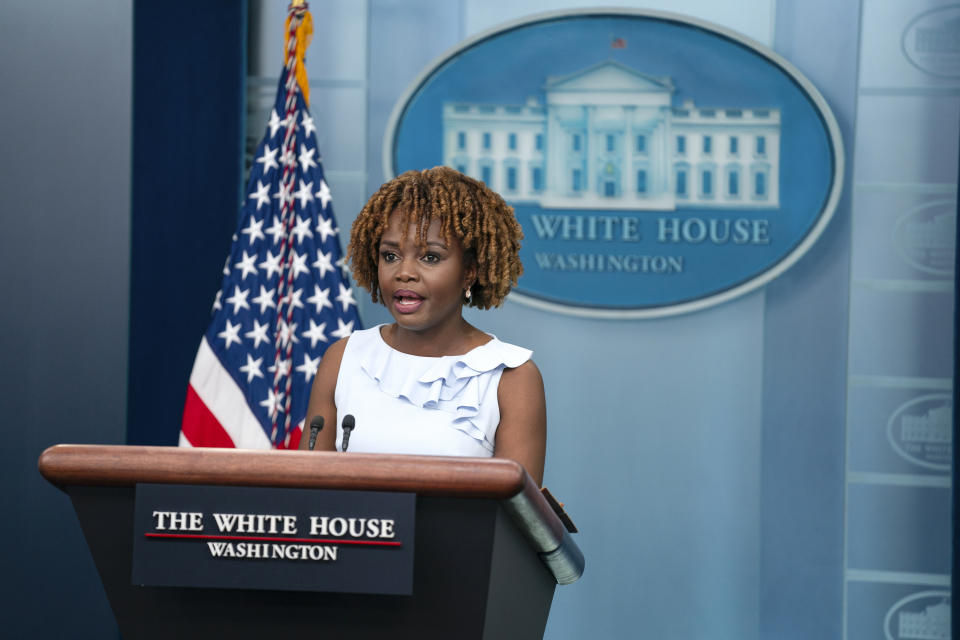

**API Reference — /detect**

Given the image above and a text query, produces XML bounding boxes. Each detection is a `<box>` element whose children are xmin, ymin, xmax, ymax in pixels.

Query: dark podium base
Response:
<box><xmin>71</xmin><ymin>486</ymin><xmax>556</xmax><ymax>640</ymax></box>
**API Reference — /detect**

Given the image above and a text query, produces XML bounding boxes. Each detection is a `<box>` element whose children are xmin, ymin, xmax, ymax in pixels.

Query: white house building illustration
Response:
<box><xmin>915</xmin><ymin>17</ymin><xmax>960</xmax><ymax>57</ymax></box>
<box><xmin>442</xmin><ymin>60</ymin><xmax>781</xmax><ymax>210</ymax></box>
<box><xmin>904</xmin><ymin>212</ymin><xmax>956</xmax><ymax>253</ymax></box>
<box><xmin>902</xmin><ymin>404</ymin><xmax>952</xmax><ymax>444</ymax></box>
<box><xmin>898</xmin><ymin>600</ymin><xmax>950</xmax><ymax>640</ymax></box>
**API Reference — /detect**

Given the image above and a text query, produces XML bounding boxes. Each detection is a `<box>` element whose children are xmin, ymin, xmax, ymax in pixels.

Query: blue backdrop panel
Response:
<box><xmin>129</xmin><ymin>0</ymin><xmax>247</xmax><ymax>445</ymax></box>
<box><xmin>953</xmin><ymin>122</ymin><xmax>959</xmax><ymax>634</ymax></box>
<box><xmin>761</xmin><ymin>0</ymin><xmax>859</xmax><ymax>638</ymax></box>
<box><xmin>0</xmin><ymin>0</ymin><xmax>133</xmax><ymax>636</ymax></box>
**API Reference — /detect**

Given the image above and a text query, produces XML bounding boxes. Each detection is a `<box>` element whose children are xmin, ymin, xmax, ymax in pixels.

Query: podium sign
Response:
<box><xmin>40</xmin><ymin>446</ymin><xmax>582</xmax><ymax>638</ymax></box>
<box><xmin>132</xmin><ymin>484</ymin><xmax>415</xmax><ymax>595</ymax></box>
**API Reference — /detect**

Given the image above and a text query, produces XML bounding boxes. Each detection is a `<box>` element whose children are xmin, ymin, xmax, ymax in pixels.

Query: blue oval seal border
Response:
<box><xmin>384</xmin><ymin>9</ymin><xmax>844</xmax><ymax>319</ymax></box>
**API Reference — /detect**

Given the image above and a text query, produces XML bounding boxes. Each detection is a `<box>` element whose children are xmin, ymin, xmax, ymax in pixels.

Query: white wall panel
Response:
<box><xmin>464</xmin><ymin>0</ymin><xmax>775</xmax><ymax>46</ymax></box>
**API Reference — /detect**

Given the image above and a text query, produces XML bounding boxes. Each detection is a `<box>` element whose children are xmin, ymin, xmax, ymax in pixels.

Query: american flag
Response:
<box><xmin>180</xmin><ymin>4</ymin><xmax>360</xmax><ymax>450</ymax></box>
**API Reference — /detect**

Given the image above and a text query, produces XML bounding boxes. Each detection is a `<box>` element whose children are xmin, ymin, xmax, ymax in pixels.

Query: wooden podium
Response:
<box><xmin>39</xmin><ymin>445</ymin><xmax>584</xmax><ymax>639</ymax></box>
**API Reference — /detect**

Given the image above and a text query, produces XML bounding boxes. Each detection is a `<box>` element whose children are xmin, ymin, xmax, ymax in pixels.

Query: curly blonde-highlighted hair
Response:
<box><xmin>348</xmin><ymin>166</ymin><xmax>524</xmax><ymax>309</ymax></box>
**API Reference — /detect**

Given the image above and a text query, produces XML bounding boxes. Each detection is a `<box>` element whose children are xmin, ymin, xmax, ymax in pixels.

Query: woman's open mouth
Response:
<box><xmin>393</xmin><ymin>290</ymin><xmax>424</xmax><ymax>314</ymax></box>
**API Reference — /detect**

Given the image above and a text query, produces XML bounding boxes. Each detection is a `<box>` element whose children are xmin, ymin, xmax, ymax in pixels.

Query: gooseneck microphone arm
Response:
<box><xmin>307</xmin><ymin>415</ymin><xmax>324</xmax><ymax>450</ymax></box>
<box><xmin>340</xmin><ymin>414</ymin><xmax>356</xmax><ymax>452</ymax></box>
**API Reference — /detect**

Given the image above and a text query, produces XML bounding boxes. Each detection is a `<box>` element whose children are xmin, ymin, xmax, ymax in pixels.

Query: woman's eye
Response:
<box><xmin>380</xmin><ymin>251</ymin><xmax>398</xmax><ymax>263</ymax></box>
<box><xmin>422</xmin><ymin>253</ymin><xmax>440</xmax><ymax>263</ymax></box>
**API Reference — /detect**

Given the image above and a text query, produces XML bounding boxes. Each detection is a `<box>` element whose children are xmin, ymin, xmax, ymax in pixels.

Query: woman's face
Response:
<box><xmin>377</xmin><ymin>211</ymin><xmax>475</xmax><ymax>334</ymax></box>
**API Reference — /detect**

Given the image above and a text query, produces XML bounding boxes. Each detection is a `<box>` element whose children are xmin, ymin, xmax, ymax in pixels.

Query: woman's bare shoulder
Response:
<box><xmin>500</xmin><ymin>359</ymin><xmax>543</xmax><ymax>388</ymax></box>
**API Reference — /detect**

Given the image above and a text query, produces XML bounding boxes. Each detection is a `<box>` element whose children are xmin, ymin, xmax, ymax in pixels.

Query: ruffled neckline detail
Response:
<box><xmin>354</xmin><ymin>326</ymin><xmax>532</xmax><ymax>452</ymax></box>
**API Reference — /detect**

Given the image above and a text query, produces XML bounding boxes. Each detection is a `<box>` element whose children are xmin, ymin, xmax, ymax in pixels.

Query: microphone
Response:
<box><xmin>307</xmin><ymin>415</ymin><xmax>324</xmax><ymax>450</ymax></box>
<box><xmin>341</xmin><ymin>414</ymin><xmax>356</xmax><ymax>452</ymax></box>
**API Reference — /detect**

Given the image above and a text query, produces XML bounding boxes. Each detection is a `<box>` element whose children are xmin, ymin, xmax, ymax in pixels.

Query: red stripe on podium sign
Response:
<box><xmin>145</xmin><ymin>532</ymin><xmax>402</xmax><ymax>547</ymax></box>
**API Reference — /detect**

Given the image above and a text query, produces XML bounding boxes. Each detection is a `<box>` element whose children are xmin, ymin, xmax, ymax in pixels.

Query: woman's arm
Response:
<box><xmin>298</xmin><ymin>337</ymin><xmax>348</xmax><ymax>451</ymax></box>
<box><xmin>495</xmin><ymin>360</ymin><xmax>546</xmax><ymax>485</ymax></box>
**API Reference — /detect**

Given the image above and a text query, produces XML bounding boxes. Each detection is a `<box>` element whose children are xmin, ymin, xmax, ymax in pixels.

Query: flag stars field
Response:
<box><xmin>299</xmin><ymin>146</ymin><xmax>317</xmax><ymax>172</ymax></box>
<box><xmin>335</xmin><ymin>283</ymin><xmax>356</xmax><ymax>312</ymax></box>
<box><xmin>268</xmin><ymin>109</ymin><xmax>286</xmax><ymax>137</ymax></box>
<box><xmin>292</xmin><ymin>214</ymin><xmax>313</xmax><ymax>242</ymax></box>
<box><xmin>331</xmin><ymin>318</ymin><xmax>354</xmax><ymax>340</ymax></box>
<box><xmin>302</xmin><ymin>319</ymin><xmax>328</xmax><ymax>347</ymax></box>
<box><xmin>313</xmin><ymin>250</ymin><xmax>334</xmax><ymax>278</ymax></box>
<box><xmin>245</xmin><ymin>319</ymin><xmax>271</xmax><ymax>348</ymax></box>
<box><xmin>277</xmin><ymin>320</ymin><xmax>299</xmax><ymax>348</ymax></box>
<box><xmin>268</xmin><ymin>357</ymin><xmax>292</xmax><ymax>379</ymax></box>
<box><xmin>295</xmin><ymin>353</ymin><xmax>321</xmax><ymax>381</ymax></box>
<box><xmin>301</xmin><ymin>114</ymin><xmax>316</xmax><ymax>137</ymax></box>
<box><xmin>234</xmin><ymin>251</ymin><xmax>259</xmax><ymax>280</ymax></box>
<box><xmin>240</xmin><ymin>354</ymin><xmax>264</xmax><ymax>382</ymax></box>
<box><xmin>286</xmin><ymin>288</ymin><xmax>304</xmax><ymax>310</ymax></box>
<box><xmin>316</xmin><ymin>180</ymin><xmax>331</xmax><ymax>209</ymax></box>
<box><xmin>218</xmin><ymin>319</ymin><xmax>242</xmax><ymax>349</ymax></box>
<box><xmin>256</xmin><ymin>145</ymin><xmax>279</xmax><ymax>173</ymax></box>
<box><xmin>280</xmin><ymin>146</ymin><xmax>297</xmax><ymax>169</ymax></box>
<box><xmin>259</xmin><ymin>251</ymin><xmax>283</xmax><ymax>278</ymax></box>
<box><xmin>273</xmin><ymin>180</ymin><xmax>293</xmax><ymax>206</ymax></box>
<box><xmin>307</xmin><ymin>284</ymin><xmax>332</xmax><ymax>312</ymax></box>
<box><xmin>316</xmin><ymin>216</ymin><xmax>335</xmax><ymax>243</ymax></box>
<box><xmin>249</xmin><ymin>181</ymin><xmax>271</xmax><ymax>210</ymax></box>
<box><xmin>290</xmin><ymin>251</ymin><xmax>310</xmax><ymax>278</ymax></box>
<box><xmin>241</xmin><ymin>216</ymin><xmax>266</xmax><ymax>244</ymax></box>
<box><xmin>260</xmin><ymin>388</ymin><xmax>284</xmax><ymax>417</ymax></box>
<box><xmin>226</xmin><ymin>286</ymin><xmax>251</xmax><ymax>314</ymax></box>
<box><xmin>266</xmin><ymin>216</ymin><xmax>285</xmax><ymax>244</ymax></box>
<box><xmin>252</xmin><ymin>286</ymin><xmax>275</xmax><ymax>313</ymax></box>
<box><xmin>294</xmin><ymin>182</ymin><xmax>314</xmax><ymax>209</ymax></box>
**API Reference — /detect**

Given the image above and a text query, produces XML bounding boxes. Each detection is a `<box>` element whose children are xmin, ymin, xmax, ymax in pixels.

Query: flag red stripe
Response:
<box><xmin>284</xmin><ymin>424</ymin><xmax>303</xmax><ymax>450</ymax></box>
<box><xmin>182</xmin><ymin>384</ymin><xmax>236</xmax><ymax>448</ymax></box>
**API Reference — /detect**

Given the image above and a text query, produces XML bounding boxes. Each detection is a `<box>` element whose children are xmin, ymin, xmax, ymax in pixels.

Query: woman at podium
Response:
<box><xmin>299</xmin><ymin>167</ymin><xmax>546</xmax><ymax>485</ymax></box>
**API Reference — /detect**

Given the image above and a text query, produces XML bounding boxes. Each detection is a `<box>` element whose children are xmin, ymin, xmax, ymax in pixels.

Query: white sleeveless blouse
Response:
<box><xmin>333</xmin><ymin>325</ymin><xmax>533</xmax><ymax>457</ymax></box>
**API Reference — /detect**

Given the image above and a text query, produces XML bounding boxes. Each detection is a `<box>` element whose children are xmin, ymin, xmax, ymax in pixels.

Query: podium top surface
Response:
<box><xmin>39</xmin><ymin>445</ymin><xmax>528</xmax><ymax>498</ymax></box>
